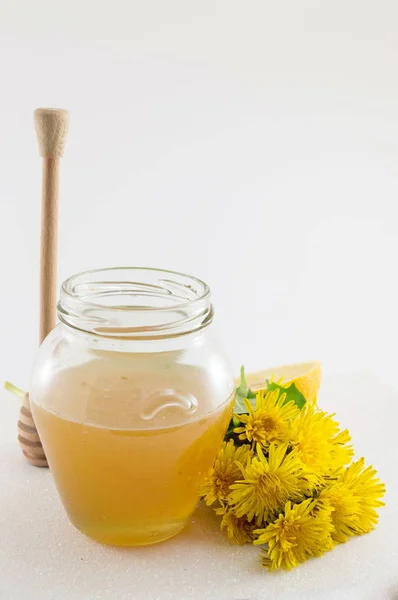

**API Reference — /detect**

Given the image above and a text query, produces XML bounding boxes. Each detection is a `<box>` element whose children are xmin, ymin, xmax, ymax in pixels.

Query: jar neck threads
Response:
<box><xmin>57</xmin><ymin>267</ymin><xmax>213</xmax><ymax>340</ymax></box>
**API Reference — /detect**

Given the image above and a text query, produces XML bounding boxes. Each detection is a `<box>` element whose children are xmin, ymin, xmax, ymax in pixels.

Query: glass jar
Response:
<box><xmin>30</xmin><ymin>267</ymin><xmax>234</xmax><ymax>546</ymax></box>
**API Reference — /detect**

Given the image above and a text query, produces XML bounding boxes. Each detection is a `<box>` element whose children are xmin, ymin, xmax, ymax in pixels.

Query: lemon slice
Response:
<box><xmin>241</xmin><ymin>361</ymin><xmax>321</xmax><ymax>405</ymax></box>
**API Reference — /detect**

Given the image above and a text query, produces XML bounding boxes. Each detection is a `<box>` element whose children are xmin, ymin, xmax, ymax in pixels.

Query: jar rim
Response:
<box><xmin>58</xmin><ymin>266</ymin><xmax>213</xmax><ymax>339</ymax></box>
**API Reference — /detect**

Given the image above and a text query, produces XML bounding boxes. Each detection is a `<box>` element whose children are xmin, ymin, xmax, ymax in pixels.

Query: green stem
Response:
<box><xmin>4</xmin><ymin>381</ymin><xmax>26</xmax><ymax>398</ymax></box>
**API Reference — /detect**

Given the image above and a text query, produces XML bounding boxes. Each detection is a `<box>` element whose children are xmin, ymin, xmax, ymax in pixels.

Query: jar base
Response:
<box><xmin>75</xmin><ymin>519</ymin><xmax>187</xmax><ymax>547</ymax></box>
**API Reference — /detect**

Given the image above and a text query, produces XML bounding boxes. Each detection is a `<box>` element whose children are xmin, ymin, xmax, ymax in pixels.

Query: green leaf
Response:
<box><xmin>234</xmin><ymin>391</ymin><xmax>249</xmax><ymax>414</ymax></box>
<box><xmin>4</xmin><ymin>381</ymin><xmax>25</xmax><ymax>398</ymax></box>
<box><xmin>225</xmin><ymin>418</ymin><xmax>235</xmax><ymax>438</ymax></box>
<box><xmin>234</xmin><ymin>365</ymin><xmax>257</xmax><ymax>414</ymax></box>
<box><xmin>235</xmin><ymin>366</ymin><xmax>249</xmax><ymax>398</ymax></box>
<box><xmin>267</xmin><ymin>380</ymin><xmax>306</xmax><ymax>410</ymax></box>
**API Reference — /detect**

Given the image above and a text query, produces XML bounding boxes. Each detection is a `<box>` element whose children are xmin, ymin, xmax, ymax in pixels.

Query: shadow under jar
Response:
<box><xmin>30</xmin><ymin>267</ymin><xmax>234</xmax><ymax>546</ymax></box>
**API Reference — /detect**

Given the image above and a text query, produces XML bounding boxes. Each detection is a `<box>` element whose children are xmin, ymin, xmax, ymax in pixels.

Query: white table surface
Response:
<box><xmin>1</xmin><ymin>372</ymin><xmax>397</xmax><ymax>600</ymax></box>
<box><xmin>2</xmin><ymin>1</ymin><xmax>398</xmax><ymax>597</ymax></box>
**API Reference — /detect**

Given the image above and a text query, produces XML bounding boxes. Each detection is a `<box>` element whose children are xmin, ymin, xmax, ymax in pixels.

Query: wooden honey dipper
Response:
<box><xmin>9</xmin><ymin>108</ymin><xmax>69</xmax><ymax>467</ymax></box>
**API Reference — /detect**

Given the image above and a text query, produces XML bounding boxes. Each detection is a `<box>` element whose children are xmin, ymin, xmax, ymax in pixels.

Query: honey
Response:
<box><xmin>32</xmin><ymin>359</ymin><xmax>233</xmax><ymax>546</ymax></box>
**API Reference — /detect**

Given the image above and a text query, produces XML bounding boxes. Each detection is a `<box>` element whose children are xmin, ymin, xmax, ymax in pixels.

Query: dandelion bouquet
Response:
<box><xmin>201</xmin><ymin>366</ymin><xmax>385</xmax><ymax>570</ymax></box>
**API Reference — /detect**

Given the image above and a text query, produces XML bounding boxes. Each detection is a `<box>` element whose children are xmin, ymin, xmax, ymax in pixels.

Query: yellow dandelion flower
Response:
<box><xmin>290</xmin><ymin>406</ymin><xmax>353</xmax><ymax>484</ymax></box>
<box><xmin>341</xmin><ymin>458</ymin><xmax>386</xmax><ymax>523</ymax></box>
<box><xmin>228</xmin><ymin>444</ymin><xmax>308</xmax><ymax>526</ymax></box>
<box><xmin>254</xmin><ymin>499</ymin><xmax>334</xmax><ymax>570</ymax></box>
<box><xmin>318</xmin><ymin>483</ymin><xmax>362</xmax><ymax>543</ymax></box>
<box><xmin>200</xmin><ymin>440</ymin><xmax>252</xmax><ymax>506</ymax></box>
<box><xmin>218</xmin><ymin>508</ymin><xmax>257</xmax><ymax>545</ymax></box>
<box><xmin>319</xmin><ymin>458</ymin><xmax>385</xmax><ymax>542</ymax></box>
<box><xmin>234</xmin><ymin>388</ymin><xmax>299</xmax><ymax>447</ymax></box>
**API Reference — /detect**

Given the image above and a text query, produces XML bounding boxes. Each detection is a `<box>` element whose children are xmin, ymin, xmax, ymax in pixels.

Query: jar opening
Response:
<box><xmin>58</xmin><ymin>267</ymin><xmax>213</xmax><ymax>339</ymax></box>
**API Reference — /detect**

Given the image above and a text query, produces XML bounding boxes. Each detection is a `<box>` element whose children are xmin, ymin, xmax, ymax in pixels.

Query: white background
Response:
<box><xmin>1</xmin><ymin>1</ymin><xmax>398</xmax><ymax>599</ymax></box>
